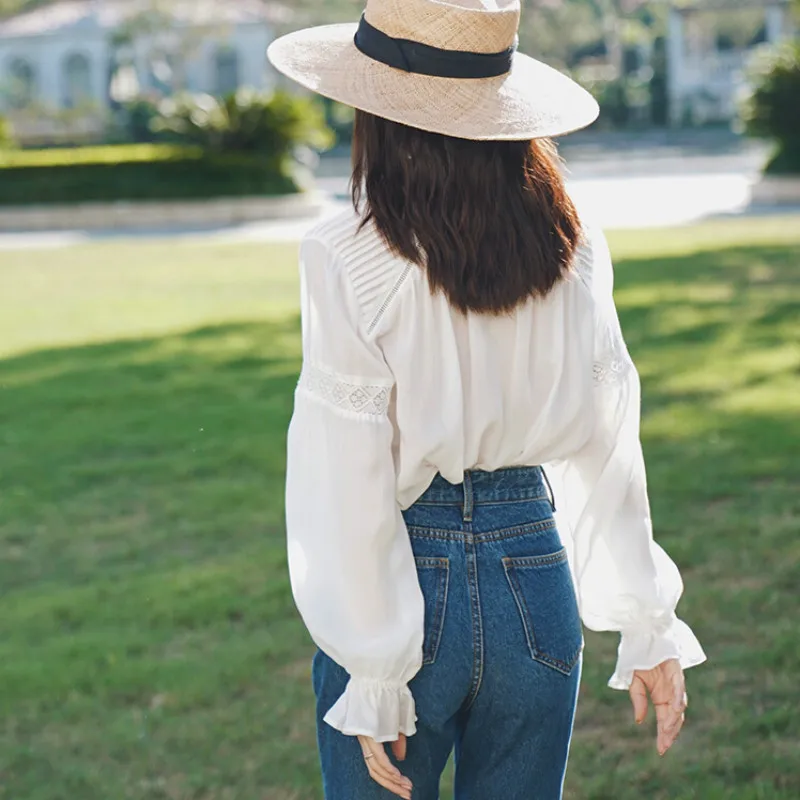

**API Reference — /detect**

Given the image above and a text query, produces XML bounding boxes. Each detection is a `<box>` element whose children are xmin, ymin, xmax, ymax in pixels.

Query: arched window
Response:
<box><xmin>63</xmin><ymin>53</ymin><xmax>93</xmax><ymax>109</ymax></box>
<box><xmin>7</xmin><ymin>57</ymin><xmax>37</xmax><ymax>109</ymax></box>
<box><xmin>215</xmin><ymin>47</ymin><xmax>240</xmax><ymax>97</ymax></box>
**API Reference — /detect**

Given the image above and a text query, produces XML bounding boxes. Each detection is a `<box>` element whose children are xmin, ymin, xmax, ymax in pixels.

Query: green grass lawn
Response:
<box><xmin>1</xmin><ymin>217</ymin><xmax>798</xmax><ymax>800</ymax></box>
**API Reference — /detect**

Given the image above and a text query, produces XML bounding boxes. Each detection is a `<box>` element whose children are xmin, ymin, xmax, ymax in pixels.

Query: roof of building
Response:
<box><xmin>0</xmin><ymin>0</ymin><xmax>294</xmax><ymax>39</ymax></box>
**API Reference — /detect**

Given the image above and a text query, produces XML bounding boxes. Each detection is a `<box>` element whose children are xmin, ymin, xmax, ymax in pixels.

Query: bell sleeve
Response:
<box><xmin>284</xmin><ymin>235</ymin><xmax>424</xmax><ymax>742</ymax></box>
<box><xmin>550</xmin><ymin>226</ymin><xmax>707</xmax><ymax>690</ymax></box>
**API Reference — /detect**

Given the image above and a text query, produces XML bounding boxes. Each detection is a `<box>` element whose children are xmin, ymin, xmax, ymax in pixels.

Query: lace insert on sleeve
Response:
<box><xmin>298</xmin><ymin>363</ymin><xmax>391</xmax><ymax>417</ymax></box>
<box><xmin>593</xmin><ymin>314</ymin><xmax>634</xmax><ymax>387</ymax></box>
<box><xmin>593</xmin><ymin>358</ymin><xmax>632</xmax><ymax>386</ymax></box>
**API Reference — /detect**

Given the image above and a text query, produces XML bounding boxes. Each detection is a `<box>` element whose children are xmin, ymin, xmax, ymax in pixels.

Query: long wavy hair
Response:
<box><xmin>351</xmin><ymin>111</ymin><xmax>582</xmax><ymax>314</ymax></box>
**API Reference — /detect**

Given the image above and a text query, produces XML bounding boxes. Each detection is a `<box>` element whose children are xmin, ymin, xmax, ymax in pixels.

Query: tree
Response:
<box><xmin>109</xmin><ymin>0</ymin><xmax>221</xmax><ymax>101</ymax></box>
<box><xmin>273</xmin><ymin>0</ymin><xmax>652</xmax><ymax>72</ymax></box>
<box><xmin>743</xmin><ymin>41</ymin><xmax>800</xmax><ymax>174</ymax></box>
<box><xmin>518</xmin><ymin>0</ymin><xmax>652</xmax><ymax>72</ymax></box>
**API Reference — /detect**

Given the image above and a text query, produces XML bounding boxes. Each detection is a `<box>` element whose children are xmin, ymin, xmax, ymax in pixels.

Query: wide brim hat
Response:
<box><xmin>267</xmin><ymin>0</ymin><xmax>599</xmax><ymax>142</ymax></box>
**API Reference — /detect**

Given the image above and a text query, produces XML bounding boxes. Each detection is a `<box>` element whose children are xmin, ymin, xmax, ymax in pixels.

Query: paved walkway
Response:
<box><xmin>0</xmin><ymin>133</ymin><xmax>796</xmax><ymax>251</ymax></box>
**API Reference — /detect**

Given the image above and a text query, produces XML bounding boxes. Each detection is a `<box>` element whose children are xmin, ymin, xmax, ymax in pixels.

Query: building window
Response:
<box><xmin>6</xmin><ymin>57</ymin><xmax>37</xmax><ymax>109</ymax></box>
<box><xmin>215</xmin><ymin>47</ymin><xmax>240</xmax><ymax>97</ymax></box>
<box><xmin>63</xmin><ymin>53</ymin><xmax>93</xmax><ymax>109</ymax></box>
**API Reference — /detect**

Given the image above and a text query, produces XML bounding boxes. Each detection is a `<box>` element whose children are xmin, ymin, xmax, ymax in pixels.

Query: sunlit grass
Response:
<box><xmin>0</xmin><ymin>240</ymin><xmax>300</xmax><ymax>358</ymax></box>
<box><xmin>1</xmin><ymin>216</ymin><xmax>798</xmax><ymax>799</ymax></box>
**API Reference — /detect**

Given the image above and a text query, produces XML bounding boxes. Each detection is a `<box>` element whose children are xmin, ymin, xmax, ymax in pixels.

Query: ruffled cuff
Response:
<box><xmin>323</xmin><ymin>677</ymin><xmax>417</xmax><ymax>742</ymax></box>
<box><xmin>608</xmin><ymin>616</ymin><xmax>707</xmax><ymax>690</ymax></box>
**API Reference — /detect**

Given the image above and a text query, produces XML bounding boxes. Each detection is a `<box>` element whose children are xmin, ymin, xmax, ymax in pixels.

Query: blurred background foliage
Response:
<box><xmin>0</xmin><ymin>110</ymin><xmax>13</xmax><ymax>147</ymax></box>
<box><xmin>0</xmin><ymin>90</ymin><xmax>333</xmax><ymax>202</ymax></box>
<box><xmin>0</xmin><ymin>0</ymin><xmax>797</xmax><ymax>142</ymax></box>
<box><xmin>121</xmin><ymin>88</ymin><xmax>332</xmax><ymax>156</ymax></box>
<box><xmin>742</xmin><ymin>41</ymin><xmax>800</xmax><ymax>173</ymax></box>
<box><xmin>0</xmin><ymin>142</ymin><xmax>300</xmax><ymax>204</ymax></box>
<box><xmin>265</xmin><ymin>0</ymin><xmax>798</xmax><ymax>139</ymax></box>
<box><xmin>0</xmin><ymin>4</ymin><xmax>799</xmax><ymax>800</ymax></box>
<box><xmin>0</xmin><ymin>0</ymin><xmax>797</xmax><ymax>178</ymax></box>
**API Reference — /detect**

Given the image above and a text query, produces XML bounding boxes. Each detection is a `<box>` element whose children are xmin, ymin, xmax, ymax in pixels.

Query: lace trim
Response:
<box><xmin>298</xmin><ymin>364</ymin><xmax>391</xmax><ymax>417</ymax></box>
<box><xmin>367</xmin><ymin>264</ymin><xmax>414</xmax><ymax>334</ymax></box>
<box><xmin>593</xmin><ymin>358</ymin><xmax>632</xmax><ymax>386</ymax></box>
<box><xmin>592</xmin><ymin>300</ymin><xmax>634</xmax><ymax>386</ymax></box>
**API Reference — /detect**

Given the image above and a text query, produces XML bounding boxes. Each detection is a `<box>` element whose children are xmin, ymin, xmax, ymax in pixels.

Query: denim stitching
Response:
<box><xmin>467</xmin><ymin>554</ymin><xmax>485</xmax><ymax>710</ymax></box>
<box><xmin>462</xmin><ymin>472</ymin><xmax>474</xmax><ymax>523</ymax></box>
<box><xmin>430</xmin><ymin>562</ymin><xmax>449</xmax><ymax>665</ymax></box>
<box><xmin>504</xmin><ymin>566</ymin><xmax>538</xmax><ymax>659</ymax></box>
<box><xmin>414</xmin><ymin>557</ymin><xmax>449</xmax><ymax>568</ymax></box>
<box><xmin>414</xmin><ymin>557</ymin><xmax>449</xmax><ymax>665</ymax></box>
<box><xmin>464</xmin><ymin>530</ymin><xmax>485</xmax><ymax>710</ymax></box>
<box><xmin>501</xmin><ymin>550</ymin><xmax>568</xmax><ymax>568</ymax></box>
<box><xmin>502</xmin><ymin>551</ymin><xmax>582</xmax><ymax>675</ymax></box>
<box><xmin>412</xmin><ymin>495</ymin><xmax>550</xmax><ymax>507</ymax></box>
<box><xmin>540</xmin><ymin>466</ymin><xmax>557</xmax><ymax>512</ymax></box>
<box><xmin>406</xmin><ymin>518</ymin><xmax>557</xmax><ymax>542</ymax></box>
<box><xmin>414</xmin><ymin>490</ymin><xmax>549</xmax><ymax>504</ymax></box>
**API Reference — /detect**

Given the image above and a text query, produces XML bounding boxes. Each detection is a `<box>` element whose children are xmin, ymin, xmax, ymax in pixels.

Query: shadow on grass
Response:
<box><xmin>613</xmin><ymin>244</ymin><xmax>798</xmax><ymax>343</ymax></box>
<box><xmin>0</xmin><ymin>316</ymin><xmax>303</xmax><ymax>592</ymax></box>
<box><xmin>564</xmin><ymin>241</ymin><xmax>800</xmax><ymax>800</ymax></box>
<box><xmin>0</xmin><ymin>241</ymin><xmax>798</xmax><ymax>799</ymax></box>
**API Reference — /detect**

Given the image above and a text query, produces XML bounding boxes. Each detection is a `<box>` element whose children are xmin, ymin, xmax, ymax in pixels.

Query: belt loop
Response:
<box><xmin>541</xmin><ymin>466</ymin><xmax>556</xmax><ymax>512</ymax></box>
<box><xmin>462</xmin><ymin>471</ymin><xmax>474</xmax><ymax>522</ymax></box>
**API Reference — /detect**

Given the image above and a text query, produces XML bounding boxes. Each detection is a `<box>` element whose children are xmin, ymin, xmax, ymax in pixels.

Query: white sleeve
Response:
<box><xmin>285</xmin><ymin>235</ymin><xmax>424</xmax><ymax>742</ymax></box>
<box><xmin>549</xmin><ymin>227</ymin><xmax>706</xmax><ymax>690</ymax></box>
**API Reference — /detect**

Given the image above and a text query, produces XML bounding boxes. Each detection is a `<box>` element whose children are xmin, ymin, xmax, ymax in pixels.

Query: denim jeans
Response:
<box><xmin>313</xmin><ymin>467</ymin><xmax>584</xmax><ymax>799</ymax></box>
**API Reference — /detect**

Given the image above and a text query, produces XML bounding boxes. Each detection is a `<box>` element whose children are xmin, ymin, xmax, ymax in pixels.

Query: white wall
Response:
<box><xmin>0</xmin><ymin>26</ymin><xmax>110</xmax><ymax>111</ymax></box>
<box><xmin>50</xmin><ymin>36</ymin><xmax>110</xmax><ymax>108</ymax></box>
<box><xmin>667</xmin><ymin>5</ymin><xmax>794</xmax><ymax>127</ymax></box>
<box><xmin>189</xmin><ymin>24</ymin><xmax>274</xmax><ymax>96</ymax></box>
<box><xmin>0</xmin><ymin>20</ymin><xmax>275</xmax><ymax>113</ymax></box>
<box><xmin>235</xmin><ymin>24</ymin><xmax>274</xmax><ymax>91</ymax></box>
<box><xmin>0</xmin><ymin>36</ymin><xmax>54</xmax><ymax>110</ymax></box>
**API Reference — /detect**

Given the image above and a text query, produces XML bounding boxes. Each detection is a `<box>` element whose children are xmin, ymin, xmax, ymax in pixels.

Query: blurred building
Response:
<box><xmin>0</xmin><ymin>0</ymin><xmax>289</xmax><ymax>143</ymax></box>
<box><xmin>666</xmin><ymin>0</ymin><xmax>794</xmax><ymax>126</ymax></box>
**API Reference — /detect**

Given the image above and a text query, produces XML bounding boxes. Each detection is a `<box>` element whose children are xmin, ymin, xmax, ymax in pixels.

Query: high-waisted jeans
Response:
<box><xmin>313</xmin><ymin>467</ymin><xmax>584</xmax><ymax>799</ymax></box>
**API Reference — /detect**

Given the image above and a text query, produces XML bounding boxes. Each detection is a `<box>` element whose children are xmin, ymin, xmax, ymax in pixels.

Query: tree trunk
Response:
<box><xmin>603</xmin><ymin>1</ymin><xmax>624</xmax><ymax>78</ymax></box>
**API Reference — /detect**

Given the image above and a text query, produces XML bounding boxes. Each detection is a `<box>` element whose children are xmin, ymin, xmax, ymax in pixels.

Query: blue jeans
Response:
<box><xmin>313</xmin><ymin>467</ymin><xmax>583</xmax><ymax>799</ymax></box>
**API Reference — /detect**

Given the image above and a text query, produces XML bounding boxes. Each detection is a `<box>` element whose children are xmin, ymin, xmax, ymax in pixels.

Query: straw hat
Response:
<box><xmin>267</xmin><ymin>0</ymin><xmax>599</xmax><ymax>141</ymax></box>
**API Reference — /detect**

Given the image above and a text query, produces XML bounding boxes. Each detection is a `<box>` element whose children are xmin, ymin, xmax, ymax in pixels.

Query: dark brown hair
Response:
<box><xmin>351</xmin><ymin>111</ymin><xmax>582</xmax><ymax>314</ymax></box>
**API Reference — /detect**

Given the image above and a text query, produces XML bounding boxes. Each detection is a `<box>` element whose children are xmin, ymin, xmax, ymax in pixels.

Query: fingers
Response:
<box><xmin>629</xmin><ymin>674</ymin><xmax>649</xmax><ymax>725</ymax></box>
<box><xmin>672</xmin><ymin>668</ymin><xmax>688</xmax><ymax>713</ymax></box>
<box><xmin>655</xmin><ymin>701</ymin><xmax>685</xmax><ymax>756</ymax></box>
<box><xmin>655</xmin><ymin>664</ymin><xmax>687</xmax><ymax>756</ymax></box>
<box><xmin>631</xmin><ymin>660</ymin><xmax>688</xmax><ymax>757</ymax></box>
<box><xmin>358</xmin><ymin>736</ymin><xmax>413</xmax><ymax>800</ymax></box>
<box><xmin>391</xmin><ymin>733</ymin><xmax>408</xmax><ymax>762</ymax></box>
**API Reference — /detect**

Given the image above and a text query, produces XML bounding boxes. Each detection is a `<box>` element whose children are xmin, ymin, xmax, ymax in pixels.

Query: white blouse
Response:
<box><xmin>285</xmin><ymin>207</ymin><xmax>706</xmax><ymax>742</ymax></box>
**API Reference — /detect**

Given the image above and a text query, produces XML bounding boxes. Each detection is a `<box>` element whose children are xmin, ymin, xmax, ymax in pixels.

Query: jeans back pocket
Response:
<box><xmin>503</xmin><ymin>548</ymin><xmax>583</xmax><ymax>675</ymax></box>
<box><xmin>414</xmin><ymin>557</ymin><xmax>449</xmax><ymax>665</ymax></box>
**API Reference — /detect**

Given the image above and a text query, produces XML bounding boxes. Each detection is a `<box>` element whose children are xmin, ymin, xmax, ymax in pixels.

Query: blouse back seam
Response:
<box><xmin>367</xmin><ymin>263</ymin><xmax>414</xmax><ymax>335</ymax></box>
<box><xmin>304</xmin><ymin>231</ymin><xmax>413</xmax><ymax>341</ymax></box>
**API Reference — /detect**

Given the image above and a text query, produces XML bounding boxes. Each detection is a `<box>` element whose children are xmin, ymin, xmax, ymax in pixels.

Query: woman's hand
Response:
<box><xmin>629</xmin><ymin>658</ymin><xmax>688</xmax><ymax>756</ymax></box>
<box><xmin>358</xmin><ymin>734</ymin><xmax>413</xmax><ymax>799</ymax></box>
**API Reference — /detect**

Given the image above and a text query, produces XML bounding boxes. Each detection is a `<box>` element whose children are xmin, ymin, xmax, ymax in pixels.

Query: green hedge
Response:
<box><xmin>0</xmin><ymin>113</ymin><xmax>13</xmax><ymax>148</ymax></box>
<box><xmin>0</xmin><ymin>144</ymin><xmax>194</xmax><ymax>167</ymax></box>
<box><xmin>0</xmin><ymin>144</ymin><xmax>298</xmax><ymax>205</ymax></box>
<box><xmin>765</xmin><ymin>146</ymin><xmax>800</xmax><ymax>176</ymax></box>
